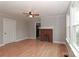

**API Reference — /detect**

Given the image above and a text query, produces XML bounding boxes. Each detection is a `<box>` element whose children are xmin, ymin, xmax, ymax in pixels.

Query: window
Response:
<box><xmin>73</xmin><ymin>7</ymin><xmax>79</xmax><ymax>47</ymax></box>
<box><xmin>75</xmin><ymin>26</ymin><xmax>79</xmax><ymax>46</ymax></box>
<box><xmin>66</xmin><ymin>2</ymin><xmax>79</xmax><ymax>52</ymax></box>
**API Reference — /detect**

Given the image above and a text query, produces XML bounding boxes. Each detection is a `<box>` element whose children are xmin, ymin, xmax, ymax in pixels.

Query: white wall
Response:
<box><xmin>0</xmin><ymin>17</ymin><xmax>3</xmax><ymax>44</ymax></box>
<box><xmin>0</xmin><ymin>13</ymin><xmax>28</xmax><ymax>45</ymax></box>
<box><xmin>26</xmin><ymin>20</ymin><xmax>36</xmax><ymax>39</ymax></box>
<box><xmin>26</xmin><ymin>17</ymin><xmax>41</xmax><ymax>39</ymax></box>
<box><xmin>16</xmin><ymin>19</ymin><xmax>28</xmax><ymax>41</ymax></box>
<box><xmin>41</xmin><ymin>15</ymin><xmax>66</xmax><ymax>43</ymax></box>
<box><xmin>0</xmin><ymin>12</ymin><xmax>66</xmax><ymax>45</ymax></box>
<box><xmin>26</xmin><ymin>15</ymin><xmax>66</xmax><ymax>43</ymax></box>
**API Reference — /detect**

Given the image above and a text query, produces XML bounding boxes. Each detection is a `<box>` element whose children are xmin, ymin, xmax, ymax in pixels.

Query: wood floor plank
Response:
<box><xmin>0</xmin><ymin>39</ymin><xmax>68</xmax><ymax>57</ymax></box>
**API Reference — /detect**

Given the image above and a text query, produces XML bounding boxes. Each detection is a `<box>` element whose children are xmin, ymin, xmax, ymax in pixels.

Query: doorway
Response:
<box><xmin>3</xmin><ymin>18</ymin><xmax>16</xmax><ymax>44</ymax></box>
<box><xmin>36</xmin><ymin>23</ymin><xmax>41</xmax><ymax>39</ymax></box>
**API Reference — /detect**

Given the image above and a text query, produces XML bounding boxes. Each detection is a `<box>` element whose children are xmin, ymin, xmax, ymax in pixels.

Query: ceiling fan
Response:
<box><xmin>23</xmin><ymin>11</ymin><xmax>39</xmax><ymax>18</ymax></box>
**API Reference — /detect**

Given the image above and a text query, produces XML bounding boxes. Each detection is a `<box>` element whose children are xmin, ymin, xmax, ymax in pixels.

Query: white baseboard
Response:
<box><xmin>0</xmin><ymin>43</ymin><xmax>5</xmax><ymax>47</ymax></box>
<box><xmin>53</xmin><ymin>41</ymin><xmax>66</xmax><ymax>44</ymax></box>
<box><xmin>27</xmin><ymin>37</ymin><xmax>36</xmax><ymax>39</ymax></box>
<box><xmin>14</xmin><ymin>37</ymin><xmax>28</xmax><ymax>42</ymax></box>
<box><xmin>0</xmin><ymin>37</ymin><xmax>28</xmax><ymax>47</ymax></box>
<box><xmin>0</xmin><ymin>38</ymin><xmax>66</xmax><ymax>47</ymax></box>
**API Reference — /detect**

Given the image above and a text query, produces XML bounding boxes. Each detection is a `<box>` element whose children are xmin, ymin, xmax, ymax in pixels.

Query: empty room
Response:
<box><xmin>0</xmin><ymin>1</ymin><xmax>79</xmax><ymax>57</ymax></box>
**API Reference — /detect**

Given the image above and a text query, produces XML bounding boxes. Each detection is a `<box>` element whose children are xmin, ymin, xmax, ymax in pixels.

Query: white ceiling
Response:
<box><xmin>0</xmin><ymin>1</ymin><xmax>70</xmax><ymax>19</ymax></box>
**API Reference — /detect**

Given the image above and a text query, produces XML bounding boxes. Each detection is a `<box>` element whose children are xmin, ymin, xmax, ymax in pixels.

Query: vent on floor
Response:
<box><xmin>64</xmin><ymin>54</ymin><xmax>69</xmax><ymax>57</ymax></box>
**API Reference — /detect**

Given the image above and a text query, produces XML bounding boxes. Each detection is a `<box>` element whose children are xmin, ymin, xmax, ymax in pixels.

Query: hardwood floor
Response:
<box><xmin>0</xmin><ymin>39</ymin><xmax>68</xmax><ymax>57</ymax></box>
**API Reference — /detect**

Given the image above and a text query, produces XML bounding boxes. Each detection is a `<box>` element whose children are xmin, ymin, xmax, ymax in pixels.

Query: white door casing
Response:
<box><xmin>3</xmin><ymin>18</ymin><xmax>16</xmax><ymax>44</ymax></box>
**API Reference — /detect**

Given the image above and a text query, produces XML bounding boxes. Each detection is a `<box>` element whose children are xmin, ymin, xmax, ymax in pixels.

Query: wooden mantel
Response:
<box><xmin>39</xmin><ymin>27</ymin><xmax>53</xmax><ymax>43</ymax></box>
<box><xmin>39</xmin><ymin>27</ymin><xmax>53</xmax><ymax>29</ymax></box>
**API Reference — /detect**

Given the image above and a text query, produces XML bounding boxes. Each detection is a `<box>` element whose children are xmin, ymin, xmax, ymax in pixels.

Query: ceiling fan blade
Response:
<box><xmin>32</xmin><ymin>14</ymin><xmax>39</xmax><ymax>16</ymax></box>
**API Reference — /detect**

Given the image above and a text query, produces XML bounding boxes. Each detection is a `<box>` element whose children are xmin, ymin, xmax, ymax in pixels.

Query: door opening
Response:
<box><xmin>36</xmin><ymin>23</ymin><xmax>41</xmax><ymax>39</ymax></box>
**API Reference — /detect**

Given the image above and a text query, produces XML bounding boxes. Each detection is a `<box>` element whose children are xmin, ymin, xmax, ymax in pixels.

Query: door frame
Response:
<box><xmin>3</xmin><ymin>18</ymin><xmax>16</xmax><ymax>44</ymax></box>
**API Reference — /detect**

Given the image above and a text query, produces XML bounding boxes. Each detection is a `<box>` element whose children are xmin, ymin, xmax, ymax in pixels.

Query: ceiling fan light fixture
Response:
<box><xmin>29</xmin><ymin>15</ymin><xmax>33</xmax><ymax>18</ymax></box>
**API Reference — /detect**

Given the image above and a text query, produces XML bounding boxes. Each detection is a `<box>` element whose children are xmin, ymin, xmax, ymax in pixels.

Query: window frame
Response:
<box><xmin>66</xmin><ymin>2</ymin><xmax>79</xmax><ymax>53</ymax></box>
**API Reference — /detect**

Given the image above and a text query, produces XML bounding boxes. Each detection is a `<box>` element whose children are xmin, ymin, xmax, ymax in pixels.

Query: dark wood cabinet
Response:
<box><xmin>39</xmin><ymin>29</ymin><xmax>53</xmax><ymax>43</ymax></box>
